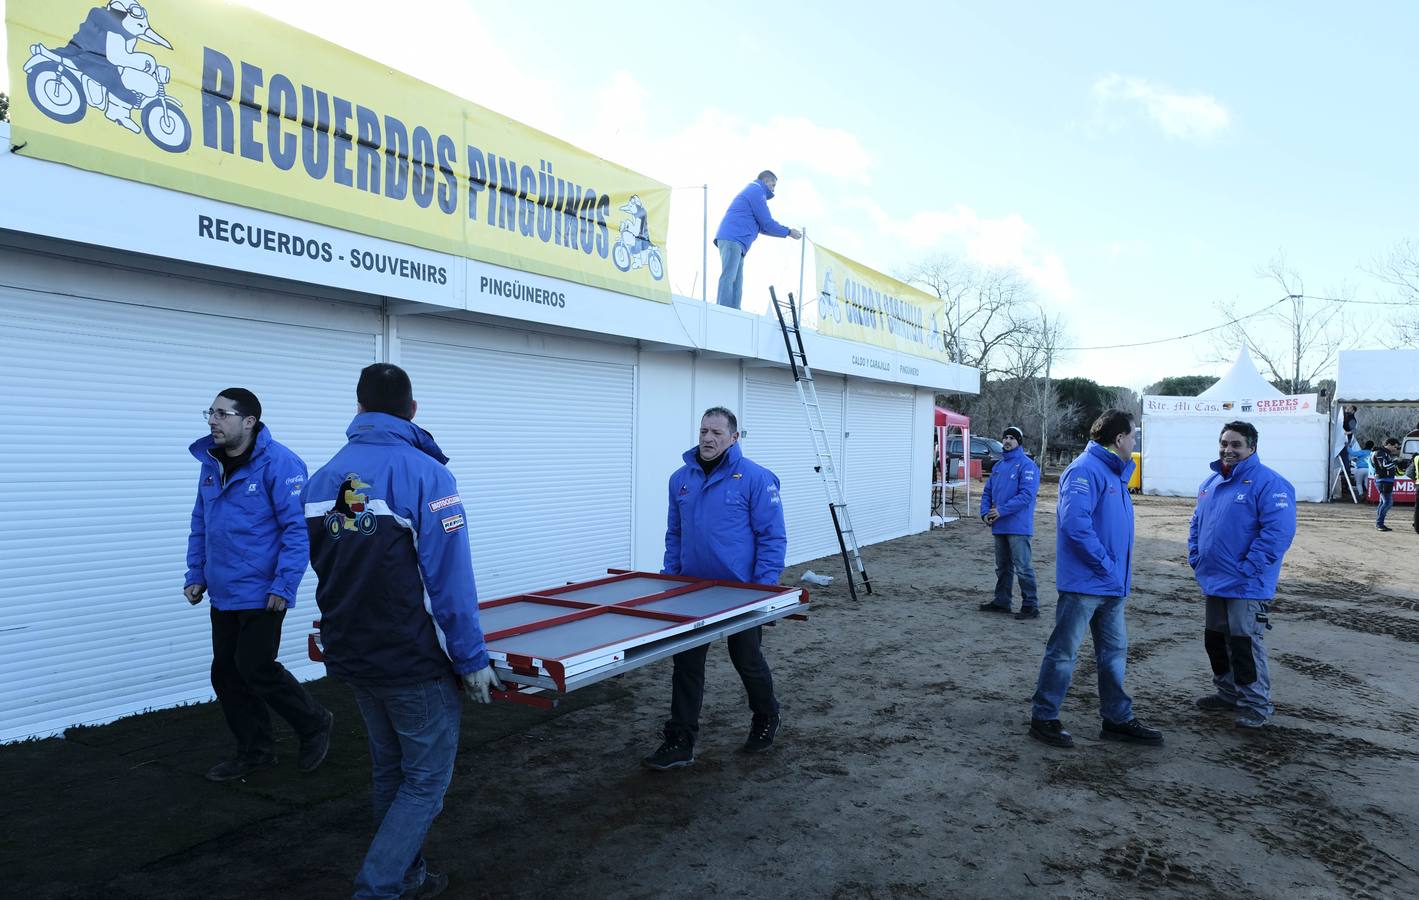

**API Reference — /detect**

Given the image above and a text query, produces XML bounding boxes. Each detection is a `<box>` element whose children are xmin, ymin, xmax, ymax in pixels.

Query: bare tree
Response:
<box><xmin>899</xmin><ymin>255</ymin><xmax>1044</xmax><ymax>381</ymax></box>
<box><xmin>1213</xmin><ymin>255</ymin><xmax>1355</xmax><ymax>394</ymax></box>
<box><xmin>1373</xmin><ymin>240</ymin><xmax>1419</xmax><ymax>347</ymax></box>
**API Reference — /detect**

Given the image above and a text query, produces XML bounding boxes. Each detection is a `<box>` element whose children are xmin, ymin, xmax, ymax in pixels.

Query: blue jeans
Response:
<box><xmin>1031</xmin><ymin>591</ymin><xmax>1134</xmax><ymax>724</ymax></box>
<box><xmin>350</xmin><ymin>676</ymin><xmax>462</xmax><ymax>900</ymax></box>
<box><xmin>1204</xmin><ymin>596</ymin><xmax>1273</xmax><ymax>719</ymax></box>
<box><xmin>1377</xmin><ymin>485</ymin><xmax>1394</xmax><ymax>527</ymax></box>
<box><xmin>715</xmin><ymin>239</ymin><xmax>746</xmax><ymax>309</ymax></box>
<box><xmin>991</xmin><ymin>534</ymin><xmax>1038</xmax><ymax>610</ymax></box>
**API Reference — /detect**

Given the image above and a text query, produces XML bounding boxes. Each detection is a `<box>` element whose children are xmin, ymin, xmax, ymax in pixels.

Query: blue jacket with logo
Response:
<box><xmin>1056</xmin><ymin>442</ymin><xmax>1135</xmax><ymax>597</ymax></box>
<box><xmin>185</xmin><ymin>426</ymin><xmax>309</xmax><ymax>611</ymax></box>
<box><xmin>980</xmin><ymin>446</ymin><xmax>1040</xmax><ymax>536</ymax></box>
<box><xmin>1188</xmin><ymin>453</ymin><xmax>1296</xmax><ymax>600</ymax></box>
<box><xmin>303</xmin><ymin>413</ymin><xmax>488</xmax><ymax>684</ymax></box>
<box><xmin>714</xmin><ymin>181</ymin><xmax>791</xmax><ymax>252</ymax></box>
<box><xmin>663</xmin><ymin>442</ymin><xmax>787</xmax><ymax>585</ymax></box>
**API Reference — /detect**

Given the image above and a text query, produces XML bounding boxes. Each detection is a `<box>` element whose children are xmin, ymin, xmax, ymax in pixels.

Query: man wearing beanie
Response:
<box><xmin>979</xmin><ymin>426</ymin><xmax>1042</xmax><ymax>620</ymax></box>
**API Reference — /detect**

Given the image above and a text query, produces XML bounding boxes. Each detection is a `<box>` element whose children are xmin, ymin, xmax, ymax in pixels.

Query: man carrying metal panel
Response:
<box><xmin>1028</xmin><ymin>409</ymin><xmax>1164</xmax><ymax>750</ymax></box>
<box><xmin>978</xmin><ymin>425</ymin><xmax>1041</xmax><ymax>620</ymax></box>
<box><xmin>1190</xmin><ymin>421</ymin><xmax>1297</xmax><ymax>730</ymax></box>
<box><xmin>185</xmin><ymin>388</ymin><xmax>333</xmax><ymax>783</ymax></box>
<box><xmin>304</xmin><ymin>364</ymin><xmax>501</xmax><ymax>900</ymax></box>
<box><xmin>642</xmin><ymin>407</ymin><xmax>788</xmax><ymax>770</ymax></box>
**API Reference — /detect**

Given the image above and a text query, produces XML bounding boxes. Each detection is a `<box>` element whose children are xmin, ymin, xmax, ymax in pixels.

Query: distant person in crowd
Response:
<box><xmin>978</xmin><ymin>426</ymin><xmax>1042</xmax><ymax>620</ymax></box>
<box><xmin>1353</xmin><ymin>441</ymin><xmax>1375</xmax><ymax>496</ymax></box>
<box><xmin>1407</xmin><ymin>454</ymin><xmax>1419</xmax><ymax>534</ymax></box>
<box><xmin>1372</xmin><ymin>438</ymin><xmax>1401</xmax><ymax>531</ymax></box>
<box><xmin>643</xmin><ymin>407</ymin><xmax>788</xmax><ymax>770</ymax></box>
<box><xmin>713</xmin><ymin>170</ymin><xmax>802</xmax><ymax>309</ymax></box>
<box><xmin>304</xmin><ymin>364</ymin><xmax>501</xmax><ymax>899</ymax></box>
<box><xmin>184</xmin><ymin>388</ymin><xmax>333</xmax><ymax>783</ymax></box>
<box><xmin>1028</xmin><ymin>410</ymin><xmax>1163</xmax><ymax>750</ymax></box>
<box><xmin>1341</xmin><ymin>405</ymin><xmax>1359</xmax><ymax>490</ymax></box>
<box><xmin>1188</xmin><ymin>421</ymin><xmax>1297</xmax><ymax>730</ymax></box>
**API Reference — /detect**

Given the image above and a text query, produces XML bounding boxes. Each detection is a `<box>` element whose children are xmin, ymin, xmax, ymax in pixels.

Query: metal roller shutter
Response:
<box><xmin>845</xmin><ymin>382</ymin><xmax>916</xmax><ymax>545</ymax></box>
<box><xmin>397</xmin><ymin>330</ymin><xmax>636</xmax><ymax>599</ymax></box>
<box><xmin>0</xmin><ymin>284</ymin><xmax>378</xmax><ymax>742</ymax></box>
<box><xmin>741</xmin><ymin>370</ymin><xmax>846</xmax><ymax>565</ymax></box>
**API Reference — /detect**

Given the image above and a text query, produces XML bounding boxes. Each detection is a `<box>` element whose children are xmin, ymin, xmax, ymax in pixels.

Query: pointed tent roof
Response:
<box><xmin>1197</xmin><ymin>346</ymin><xmax>1284</xmax><ymax>400</ymax></box>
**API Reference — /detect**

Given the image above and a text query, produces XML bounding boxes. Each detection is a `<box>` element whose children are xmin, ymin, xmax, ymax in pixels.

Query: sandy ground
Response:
<box><xmin>5</xmin><ymin>482</ymin><xmax>1419</xmax><ymax>899</ymax></box>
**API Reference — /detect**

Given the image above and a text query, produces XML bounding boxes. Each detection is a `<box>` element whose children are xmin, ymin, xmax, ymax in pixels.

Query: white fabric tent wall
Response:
<box><xmin>1337</xmin><ymin>349</ymin><xmax>1419</xmax><ymax>405</ymax></box>
<box><xmin>1143</xmin><ymin>415</ymin><xmax>1330</xmax><ymax>501</ymax></box>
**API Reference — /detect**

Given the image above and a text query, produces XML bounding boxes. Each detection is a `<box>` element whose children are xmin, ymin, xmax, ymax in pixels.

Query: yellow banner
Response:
<box><xmin>6</xmin><ymin>0</ymin><xmax>671</xmax><ymax>301</ymax></box>
<box><xmin>813</xmin><ymin>244</ymin><xmax>948</xmax><ymax>360</ymax></box>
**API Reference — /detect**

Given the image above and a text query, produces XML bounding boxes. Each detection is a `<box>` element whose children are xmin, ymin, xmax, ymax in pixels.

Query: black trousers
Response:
<box><xmin>210</xmin><ymin>608</ymin><xmax>325</xmax><ymax>759</ymax></box>
<box><xmin>666</xmin><ymin>626</ymin><xmax>778</xmax><ymax>743</ymax></box>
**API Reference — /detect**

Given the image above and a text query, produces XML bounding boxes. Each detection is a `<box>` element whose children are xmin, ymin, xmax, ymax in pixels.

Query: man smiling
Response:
<box><xmin>1188</xmin><ymin>421</ymin><xmax>1296</xmax><ymax>729</ymax></box>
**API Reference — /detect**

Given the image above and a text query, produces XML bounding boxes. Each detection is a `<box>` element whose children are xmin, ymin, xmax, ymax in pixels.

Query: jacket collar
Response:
<box><xmin>189</xmin><ymin>422</ymin><xmax>271</xmax><ymax>464</ymax></box>
<box><xmin>1210</xmin><ymin>452</ymin><xmax>1259</xmax><ymax>481</ymax></box>
<box><xmin>1085</xmin><ymin>441</ymin><xmax>1135</xmax><ymax>481</ymax></box>
<box><xmin>346</xmin><ymin>412</ymin><xmax>449</xmax><ymax>464</ymax></box>
<box><xmin>682</xmin><ymin>440</ymin><xmax>743</xmax><ymax>478</ymax></box>
<box><xmin>1002</xmin><ymin>445</ymin><xmax>1026</xmax><ymax>461</ymax></box>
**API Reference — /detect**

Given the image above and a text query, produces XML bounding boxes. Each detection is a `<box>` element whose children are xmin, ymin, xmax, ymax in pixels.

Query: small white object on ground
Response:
<box><xmin>800</xmin><ymin>570</ymin><xmax>834</xmax><ymax>586</ymax></box>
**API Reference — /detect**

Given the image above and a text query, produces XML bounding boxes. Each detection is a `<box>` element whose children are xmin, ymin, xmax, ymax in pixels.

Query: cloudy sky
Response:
<box><xmin>4</xmin><ymin>1</ymin><xmax>1416</xmax><ymax>388</ymax></box>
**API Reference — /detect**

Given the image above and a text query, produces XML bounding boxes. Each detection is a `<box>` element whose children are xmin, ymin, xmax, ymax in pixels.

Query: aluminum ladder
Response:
<box><xmin>769</xmin><ymin>287</ymin><xmax>873</xmax><ymax>599</ymax></box>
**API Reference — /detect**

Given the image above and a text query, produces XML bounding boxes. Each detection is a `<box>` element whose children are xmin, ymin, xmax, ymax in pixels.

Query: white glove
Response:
<box><xmin>462</xmin><ymin>665</ymin><xmax>504</xmax><ymax>704</ymax></box>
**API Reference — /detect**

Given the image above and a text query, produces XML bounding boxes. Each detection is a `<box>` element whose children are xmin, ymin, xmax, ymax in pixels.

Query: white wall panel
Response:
<box><xmin>0</xmin><ymin>276</ymin><xmax>377</xmax><ymax>742</ymax></box>
<box><xmin>845</xmin><ymin>383</ymin><xmax>916</xmax><ymax>546</ymax></box>
<box><xmin>397</xmin><ymin>322</ymin><xmax>636</xmax><ymax>599</ymax></box>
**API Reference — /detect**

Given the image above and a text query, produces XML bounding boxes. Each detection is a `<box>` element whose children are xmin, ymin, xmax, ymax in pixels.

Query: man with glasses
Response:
<box><xmin>978</xmin><ymin>425</ymin><xmax>1041</xmax><ymax>620</ymax></box>
<box><xmin>185</xmin><ymin>388</ymin><xmax>333</xmax><ymax>782</ymax></box>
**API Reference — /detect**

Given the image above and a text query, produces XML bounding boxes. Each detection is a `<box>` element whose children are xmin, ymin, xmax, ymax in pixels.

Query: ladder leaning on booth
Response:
<box><xmin>768</xmin><ymin>287</ymin><xmax>873</xmax><ymax>600</ymax></box>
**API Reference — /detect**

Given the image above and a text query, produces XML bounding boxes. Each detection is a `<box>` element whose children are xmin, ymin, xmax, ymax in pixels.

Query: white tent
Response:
<box><xmin>1336</xmin><ymin>349</ymin><xmax>1419</xmax><ymax>406</ymax></box>
<box><xmin>1142</xmin><ymin>348</ymin><xmax>1330</xmax><ymax>502</ymax></box>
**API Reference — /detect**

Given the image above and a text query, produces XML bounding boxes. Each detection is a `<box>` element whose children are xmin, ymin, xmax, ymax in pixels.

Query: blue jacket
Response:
<box><xmin>185</xmin><ymin>426</ymin><xmax>309</xmax><ymax>611</ymax></box>
<box><xmin>980</xmin><ymin>446</ymin><xmax>1039</xmax><ymax>536</ymax></box>
<box><xmin>303</xmin><ymin>413</ymin><xmax>488</xmax><ymax>684</ymax></box>
<box><xmin>1188</xmin><ymin>453</ymin><xmax>1296</xmax><ymax>600</ymax></box>
<box><xmin>714</xmin><ymin>180</ymin><xmax>791</xmax><ymax>252</ymax></box>
<box><xmin>663</xmin><ymin>442</ymin><xmax>787</xmax><ymax>585</ymax></box>
<box><xmin>1056</xmin><ymin>443</ymin><xmax>1135</xmax><ymax>597</ymax></box>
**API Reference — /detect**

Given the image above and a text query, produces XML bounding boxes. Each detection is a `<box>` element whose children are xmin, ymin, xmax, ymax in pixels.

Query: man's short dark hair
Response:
<box><xmin>757</xmin><ymin>170</ymin><xmax>777</xmax><ymax>183</ymax></box>
<box><xmin>1384</xmin><ymin>436</ymin><xmax>1400</xmax><ymax>448</ymax></box>
<box><xmin>357</xmin><ymin>363</ymin><xmax>415</xmax><ymax>419</ymax></box>
<box><xmin>1089</xmin><ymin>409</ymin><xmax>1134</xmax><ymax>446</ymax></box>
<box><xmin>1220</xmin><ymin>420</ymin><xmax>1258</xmax><ymax>449</ymax></box>
<box><xmin>217</xmin><ymin>387</ymin><xmax>261</xmax><ymax>421</ymax></box>
<box><xmin>702</xmin><ymin>406</ymin><xmax>738</xmax><ymax>432</ymax></box>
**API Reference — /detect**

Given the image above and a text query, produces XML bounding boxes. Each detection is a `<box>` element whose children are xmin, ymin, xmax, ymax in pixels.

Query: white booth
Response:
<box><xmin>1142</xmin><ymin>348</ymin><xmax>1329</xmax><ymax>502</ymax></box>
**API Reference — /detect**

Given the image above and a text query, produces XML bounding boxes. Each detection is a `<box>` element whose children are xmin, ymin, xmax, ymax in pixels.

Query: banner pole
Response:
<box><xmin>702</xmin><ymin>184</ymin><xmax>709</xmax><ymax>303</ymax></box>
<box><xmin>797</xmin><ymin>228</ymin><xmax>807</xmax><ymax>313</ymax></box>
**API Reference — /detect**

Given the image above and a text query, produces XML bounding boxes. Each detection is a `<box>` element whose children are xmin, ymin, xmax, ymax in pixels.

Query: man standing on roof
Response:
<box><xmin>642</xmin><ymin>407</ymin><xmax>788</xmax><ymax>771</ymax></box>
<box><xmin>1189</xmin><ymin>421</ymin><xmax>1297</xmax><ymax>730</ymax></box>
<box><xmin>185</xmin><ymin>388</ymin><xmax>334</xmax><ymax>784</ymax></box>
<box><xmin>978</xmin><ymin>426</ymin><xmax>1042</xmax><ymax>620</ymax></box>
<box><xmin>713</xmin><ymin>170</ymin><xmax>802</xmax><ymax>310</ymax></box>
<box><xmin>1028</xmin><ymin>410</ymin><xmax>1163</xmax><ymax>750</ymax></box>
<box><xmin>304</xmin><ymin>363</ymin><xmax>501</xmax><ymax>900</ymax></box>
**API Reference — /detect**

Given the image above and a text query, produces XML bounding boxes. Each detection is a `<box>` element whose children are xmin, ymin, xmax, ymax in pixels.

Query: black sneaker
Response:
<box><xmin>298</xmin><ymin>709</ymin><xmax>334</xmax><ymax>773</ymax></box>
<box><xmin>205</xmin><ymin>753</ymin><xmax>278</xmax><ymax>782</ymax></box>
<box><xmin>1378</xmin><ymin>525</ymin><xmax>1393</xmax><ymax>532</ymax></box>
<box><xmin>641</xmin><ymin>733</ymin><xmax>694</xmax><ymax>770</ymax></box>
<box><xmin>1100</xmin><ymin>718</ymin><xmax>1164</xmax><ymax>745</ymax></box>
<box><xmin>978</xmin><ymin>601</ymin><xmax>1012</xmax><ymax>614</ymax></box>
<box><xmin>404</xmin><ymin>870</ymin><xmax>449</xmax><ymax>899</ymax></box>
<box><xmin>1028</xmin><ymin>718</ymin><xmax>1074</xmax><ymax>748</ymax></box>
<box><xmin>1195</xmin><ymin>694</ymin><xmax>1237</xmax><ymax>713</ymax></box>
<box><xmin>1014</xmin><ymin>607</ymin><xmax>1040</xmax><ymax>620</ymax></box>
<box><xmin>742</xmin><ymin>714</ymin><xmax>781</xmax><ymax>753</ymax></box>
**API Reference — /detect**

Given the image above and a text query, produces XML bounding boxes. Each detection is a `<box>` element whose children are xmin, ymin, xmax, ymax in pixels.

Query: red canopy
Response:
<box><xmin>935</xmin><ymin>406</ymin><xmax>969</xmax><ymax>429</ymax></box>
